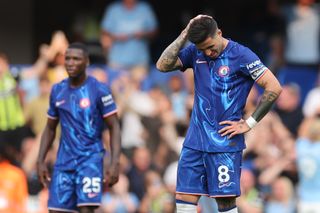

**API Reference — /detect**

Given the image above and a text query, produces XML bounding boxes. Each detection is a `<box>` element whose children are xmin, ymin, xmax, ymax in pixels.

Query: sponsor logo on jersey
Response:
<box><xmin>55</xmin><ymin>100</ymin><xmax>65</xmax><ymax>107</ymax></box>
<box><xmin>101</xmin><ymin>95</ymin><xmax>113</xmax><ymax>106</ymax></box>
<box><xmin>196</xmin><ymin>59</ymin><xmax>207</xmax><ymax>64</ymax></box>
<box><xmin>217</xmin><ymin>66</ymin><xmax>230</xmax><ymax>77</ymax></box>
<box><xmin>246</xmin><ymin>60</ymin><xmax>261</xmax><ymax>70</ymax></box>
<box><xmin>80</xmin><ymin>98</ymin><xmax>90</xmax><ymax>108</ymax></box>
<box><xmin>246</xmin><ymin>60</ymin><xmax>267</xmax><ymax>80</ymax></box>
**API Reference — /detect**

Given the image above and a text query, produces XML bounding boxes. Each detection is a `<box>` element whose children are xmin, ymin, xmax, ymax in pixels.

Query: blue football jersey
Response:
<box><xmin>48</xmin><ymin>76</ymin><xmax>117</xmax><ymax>170</ymax></box>
<box><xmin>178</xmin><ymin>40</ymin><xmax>267</xmax><ymax>152</ymax></box>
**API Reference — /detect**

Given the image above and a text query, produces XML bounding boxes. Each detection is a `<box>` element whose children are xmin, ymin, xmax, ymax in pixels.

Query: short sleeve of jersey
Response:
<box><xmin>239</xmin><ymin>47</ymin><xmax>268</xmax><ymax>81</ymax></box>
<box><xmin>47</xmin><ymin>84</ymin><xmax>59</xmax><ymax>119</ymax></box>
<box><xmin>97</xmin><ymin>84</ymin><xmax>117</xmax><ymax>118</ymax></box>
<box><xmin>178</xmin><ymin>44</ymin><xmax>195</xmax><ymax>71</ymax></box>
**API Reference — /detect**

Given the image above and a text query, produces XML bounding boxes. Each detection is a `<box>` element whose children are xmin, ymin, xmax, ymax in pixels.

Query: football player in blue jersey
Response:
<box><xmin>156</xmin><ymin>15</ymin><xmax>282</xmax><ymax>213</ymax></box>
<box><xmin>36</xmin><ymin>42</ymin><xmax>121</xmax><ymax>213</ymax></box>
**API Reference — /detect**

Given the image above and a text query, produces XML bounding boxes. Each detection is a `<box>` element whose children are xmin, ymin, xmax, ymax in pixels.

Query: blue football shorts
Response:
<box><xmin>176</xmin><ymin>146</ymin><xmax>242</xmax><ymax>197</ymax></box>
<box><xmin>48</xmin><ymin>155</ymin><xmax>104</xmax><ymax>212</ymax></box>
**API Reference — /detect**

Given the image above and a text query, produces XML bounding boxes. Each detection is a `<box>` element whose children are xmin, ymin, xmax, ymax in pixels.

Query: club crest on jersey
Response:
<box><xmin>80</xmin><ymin>98</ymin><xmax>90</xmax><ymax>108</ymax></box>
<box><xmin>217</xmin><ymin>66</ymin><xmax>230</xmax><ymax>77</ymax></box>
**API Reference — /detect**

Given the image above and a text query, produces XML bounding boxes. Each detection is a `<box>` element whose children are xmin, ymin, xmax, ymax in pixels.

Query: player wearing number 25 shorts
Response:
<box><xmin>37</xmin><ymin>43</ymin><xmax>121</xmax><ymax>213</ymax></box>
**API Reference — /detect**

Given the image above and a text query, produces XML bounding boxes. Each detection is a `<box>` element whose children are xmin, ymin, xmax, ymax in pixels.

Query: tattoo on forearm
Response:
<box><xmin>158</xmin><ymin>34</ymin><xmax>187</xmax><ymax>71</ymax></box>
<box><xmin>252</xmin><ymin>90</ymin><xmax>279</xmax><ymax>122</ymax></box>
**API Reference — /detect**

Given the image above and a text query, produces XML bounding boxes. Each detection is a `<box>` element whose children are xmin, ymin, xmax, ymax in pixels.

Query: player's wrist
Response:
<box><xmin>245</xmin><ymin>116</ymin><xmax>258</xmax><ymax>129</ymax></box>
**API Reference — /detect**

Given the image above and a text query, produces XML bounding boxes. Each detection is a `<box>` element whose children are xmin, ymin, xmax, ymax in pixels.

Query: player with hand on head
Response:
<box><xmin>156</xmin><ymin>14</ymin><xmax>282</xmax><ymax>213</ymax></box>
<box><xmin>36</xmin><ymin>42</ymin><xmax>121</xmax><ymax>213</ymax></box>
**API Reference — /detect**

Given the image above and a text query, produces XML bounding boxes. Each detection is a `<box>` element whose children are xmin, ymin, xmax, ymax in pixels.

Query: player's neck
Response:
<box><xmin>69</xmin><ymin>73</ymin><xmax>87</xmax><ymax>88</ymax></box>
<box><xmin>222</xmin><ymin>38</ymin><xmax>229</xmax><ymax>50</ymax></box>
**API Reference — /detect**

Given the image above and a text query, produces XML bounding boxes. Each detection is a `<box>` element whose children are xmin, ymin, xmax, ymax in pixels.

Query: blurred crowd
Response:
<box><xmin>1</xmin><ymin>0</ymin><xmax>320</xmax><ymax>212</ymax></box>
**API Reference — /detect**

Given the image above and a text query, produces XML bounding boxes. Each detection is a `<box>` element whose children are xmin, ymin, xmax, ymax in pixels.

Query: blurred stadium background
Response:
<box><xmin>1</xmin><ymin>0</ymin><xmax>320</xmax><ymax>212</ymax></box>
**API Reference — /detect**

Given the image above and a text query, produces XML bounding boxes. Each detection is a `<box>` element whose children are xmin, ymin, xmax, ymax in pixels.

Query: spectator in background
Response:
<box><xmin>296</xmin><ymin>117</ymin><xmax>320</xmax><ymax>213</ymax></box>
<box><xmin>139</xmin><ymin>170</ymin><xmax>175</xmax><ymax>213</ymax></box>
<box><xmin>0</xmin><ymin>142</ymin><xmax>28</xmax><ymax>213</ymax></box>
<box><xmin>100</xmin><ymin>0</ymin><xmax>158</xmax><ymax>75</ymax></box>
<box><xmin>0</xmin><ymin>52</ymin><xmax>31</xmax><ymax>165</ymax></box>
<box><xmin>264</xmin><ymin>0</ymin><xmax>286</xmax><ymax>76</ymax></box>
<box><xmin>100</xmin><ymin>173</ymin><xmax>139</xmax><ymax>213</ymax></box>
<box><xmin>274</xmin><ymin>83</ymin><xmax>304</xmax><ymax>137</ymax></box>
<box><xmin>282</xmin><ymin>0</ymin><xmax>320</xmax><ymax>68</ymax></box>
<box><xmin>163</xmin><ymin>161</ymin><xmax>178</xmax><ymax>196</ymax></box>
<box><xmin>112</xmin><ymin>70</ymin><xmax>156</xmax><ymax>154</ymax></box>
<box><xmin>18</xmin><ymin>31</ymin><xmax>69</xmax><ymax>103</ymax></box>
<box><xmin>43</xmin><ymin>31</ymin><xmax>69</xmax><ymax>85</ymax></box>
<box><xmin>89</xmin><ymin>67</ymin><xmax>109</xmax><ymax>84</ymax></box>
<box><xmin>277</xmin><ymin>0</ymin><xmax>320</xmax><ymax>104</ymax></box>
<box><xmin>267</xmin><ymin>34</ymin><xmax>285</xmax><ymax>76</ymax></box>
<box><xmin>302</xmin><ymin>76</ymin><xmax>320</xmax><ymax>117</ymax></box>
<box><xmin>126</xmin><ymin>147</ymin><xmax>152</xmax><ymax>201</ymax></box>
<box><xmin>21</xmin><ymin>31</ymin><xmax>69</xmax><ymax>85</ymax></box>
<box><xmin>264</xmin><ymin>176</ymin><xmax>296</xmax><ymax>213</ymax></box>
<box><xmin>24</xmin><ymin>74</ymin><xmax>52</xmax><ymax>137</ymax></box>
<box><xmin>237</xmin><ymin>169</ymin><xmax>263</xmax><ymax>213</ymax></box>
<box><xmin>167</xmin><ymin>75</ymin><xmax>189</xmax><ymax>124</ymax></box>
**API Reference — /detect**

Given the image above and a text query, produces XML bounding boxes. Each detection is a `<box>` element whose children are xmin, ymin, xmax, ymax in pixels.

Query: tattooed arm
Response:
<box><xmin>155</xmin><ymin>32</ymin><xmax>187</xmax><ymax>72</ymax></box>
<box><xmin>252</xmin><ymin>70</ymin><xmax>282</xmax><ymax>122</ymax></box>
<box><xmin>219</xmin><ymin>70</ymin><xmax>282</xmax><ymax>138</ymax></box>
